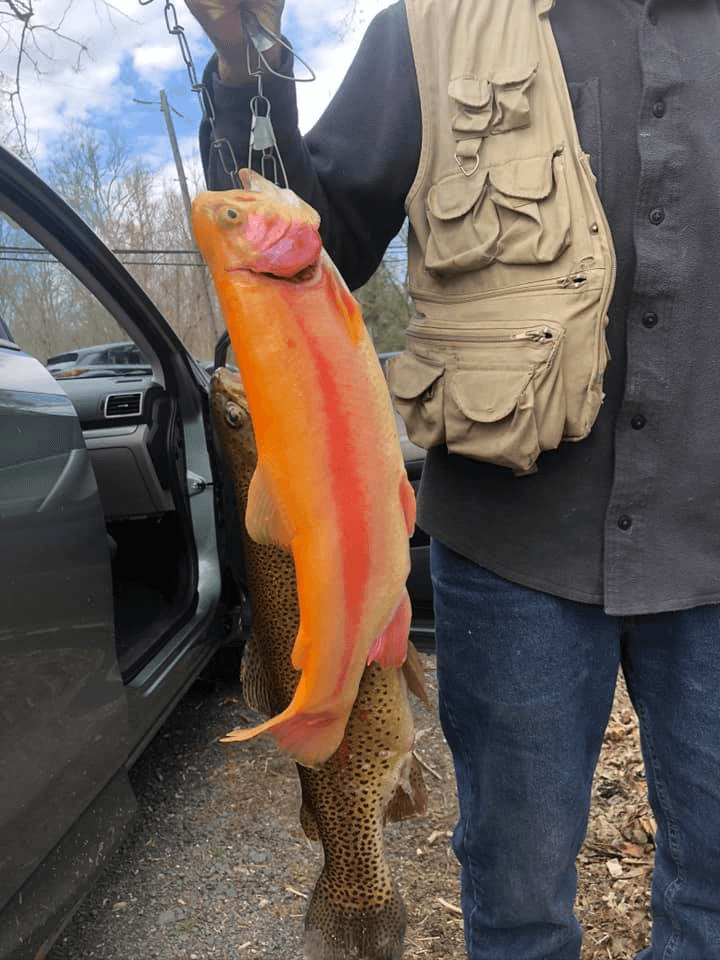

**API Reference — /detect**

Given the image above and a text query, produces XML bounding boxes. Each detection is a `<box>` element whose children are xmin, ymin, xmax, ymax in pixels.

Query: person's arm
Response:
<box><xmin>197</xmin><ymin>3</ymin><xmax>421</xmax><ymax>290</ymax></box>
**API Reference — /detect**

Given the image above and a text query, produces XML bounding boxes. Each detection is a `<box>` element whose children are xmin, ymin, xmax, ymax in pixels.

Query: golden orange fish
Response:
<box><xmin>192</xmin><ymin>171</ymin><xmax>416</xmax><ymax>768</ymax></box>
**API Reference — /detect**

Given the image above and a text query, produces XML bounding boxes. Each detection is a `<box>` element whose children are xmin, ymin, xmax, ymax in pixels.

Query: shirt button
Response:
<box><xmin>631</xmin><ymin>414</ymin><xmax>647</xmax><ymax>430</ymax></box>
<box><xmin>652</xmin><ymin>100</ymin><xmax>666</xmax><ymax>118</ymax></box>
<box><xmin>642</xmin><ymin>311</ymin><xmax>659</xmax><ymax>328</ymax></box>
<box><xmin>618</xmin><ymin>515</ymin><xmax>633</xmax><ymax>531</ymax></box>
<box><xmin>649</xmin><ymin>207</ymin><xmax>665</xmax><ymax>225</ymax></box>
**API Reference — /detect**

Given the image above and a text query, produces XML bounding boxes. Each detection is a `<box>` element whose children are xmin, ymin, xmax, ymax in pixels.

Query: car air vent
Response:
<box><xmin>105</xmin><ymin>392</ymin><xmax>143</xmax><ymax>418</ymax></box>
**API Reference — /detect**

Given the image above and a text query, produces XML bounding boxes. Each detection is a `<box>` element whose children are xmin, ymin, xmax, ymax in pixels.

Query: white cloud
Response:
<box><xmin>132</xmin><ymin>43</ymin><xmax>184</xmax><ymax>82</ymax></box>
<box><xmin>0</xmin><ymin>0</ymin><xmax>393</xmax><ymax>164</ymax></box>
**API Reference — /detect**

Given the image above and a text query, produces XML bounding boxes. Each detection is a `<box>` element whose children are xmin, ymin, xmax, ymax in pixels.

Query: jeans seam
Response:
<box><xmin>632</xmin><ymin>692</ymin><xmax>685</xmax><ymax>960</ymax></box>
<box><xmin>440</xmin><ymin>686</ymin><xmax>481</xmax><ymax>954</ymax></box>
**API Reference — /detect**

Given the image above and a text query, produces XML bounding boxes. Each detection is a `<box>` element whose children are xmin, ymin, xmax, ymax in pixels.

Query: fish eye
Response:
<box><xmin>225</xmin><ymin>402</ymin><xmax>245</xmax><ymax>428</ymax></box>
<box><xmin>225</xmin><ymin>208</ymin><xmax>239</xmax><ymax>221</ymax></box>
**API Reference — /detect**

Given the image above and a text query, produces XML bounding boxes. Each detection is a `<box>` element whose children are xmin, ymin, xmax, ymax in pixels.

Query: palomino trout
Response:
<box><xmin>209</xmin><ymin>368</ymin><xmax>427</xmax><ymax>960</ymax></box>
<box><xmin>193</xmin><ymin>171</ymin><xmax>416</xmax><ymax>769</ymax></box>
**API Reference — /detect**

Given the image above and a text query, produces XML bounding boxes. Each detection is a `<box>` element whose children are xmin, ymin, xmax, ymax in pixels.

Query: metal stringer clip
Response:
<box><xmin>248</xmin><ymin>81</ymin><xmax>287</xmax><ymax>187</ymax></box>
<box><xmin>241</xmin><ymin>7</ymin><xmax>315</xmax><ymax>189</ymax></box>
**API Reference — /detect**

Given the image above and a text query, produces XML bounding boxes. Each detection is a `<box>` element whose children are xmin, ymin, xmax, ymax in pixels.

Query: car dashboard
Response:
<box><xmin>60</xmin><ymin>373</ymin><xmax>175</xmax><ymax>520</ymax></box>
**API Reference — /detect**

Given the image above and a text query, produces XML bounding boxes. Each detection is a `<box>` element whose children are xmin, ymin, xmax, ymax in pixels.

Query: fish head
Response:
<box><xmin>209</xmin><ymin>366</ymin><xmax>257</xmax><ymax>462</ymax></box>
<box><xmin>192</xmin><ymin>170</ymin><xmax>322</xmax><ymax>281</ymax></box>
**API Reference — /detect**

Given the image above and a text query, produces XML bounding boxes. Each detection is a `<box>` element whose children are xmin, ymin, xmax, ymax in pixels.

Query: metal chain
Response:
<box><xmin>137</xmin><ymin>0</ymin><xmax>314</xmax><ymax>189</ymax></box>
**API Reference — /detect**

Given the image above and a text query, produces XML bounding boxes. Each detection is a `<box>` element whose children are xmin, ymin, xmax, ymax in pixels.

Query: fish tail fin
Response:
<box><xmin>221</xmin><ymin>701</ymin><xmax>348</xmax><ymax>769</ymax></box>
<box><xmin>367</xmin><ymin>590</ymin><xmax>412</xmax><ymax>670</ymax></box>
<box><xmin>305</xmin><ymin>875</ymin><xmax>406</xmax><ymax>960</ymax></box>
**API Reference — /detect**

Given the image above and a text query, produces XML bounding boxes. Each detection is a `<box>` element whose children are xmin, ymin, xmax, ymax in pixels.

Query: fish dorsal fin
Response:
<box><xmin>245</xmin><ymin>460</ymin><xmax>292</xmax><ymax>549</ymax></box>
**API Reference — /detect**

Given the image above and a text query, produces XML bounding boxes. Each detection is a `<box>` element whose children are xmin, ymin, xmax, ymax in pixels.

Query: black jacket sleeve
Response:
<box><xmin>199</xmin><ymin>1</ymin><xmax>421</xmax><ymax>290</ymax></box>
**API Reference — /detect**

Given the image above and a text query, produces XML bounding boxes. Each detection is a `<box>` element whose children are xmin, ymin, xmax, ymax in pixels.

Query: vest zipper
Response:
<box><xmin>407</xmin><ymin>323</ymin><xmax>559</xmax><ymax>344</ymax></box>
<box><xmin>408</xmin><ymin>263</ymin><xmax>602</xmax><ymax>307</ymax></box>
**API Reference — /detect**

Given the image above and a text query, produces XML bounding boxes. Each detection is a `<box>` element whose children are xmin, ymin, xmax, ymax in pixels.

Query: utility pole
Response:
<box><xmin>156</xmin><ymin>90</ymin><xmax>224</xmax><ymax>342</ymax></box>
<box><xmin>159</xmin><ymin>90</ymin><xmax>193</xmax><ymax>231</ymax></box>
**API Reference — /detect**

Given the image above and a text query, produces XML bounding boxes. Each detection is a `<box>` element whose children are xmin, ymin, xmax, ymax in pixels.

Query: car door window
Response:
<box><xmin>0</xmin><ymin>213</ymin><xmax>131</xmax><ymax>363</ymax></box>
<box><xmin>0</xmin><ymin>210</ymin><xmax>196</xmax><ymax>676</ymax></box>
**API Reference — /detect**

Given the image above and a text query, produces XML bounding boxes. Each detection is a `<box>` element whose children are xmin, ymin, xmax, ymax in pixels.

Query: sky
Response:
<box><xmin>0</xmin><ymin>0</ymin><xmax>391</xmax><ymax>187</ymax></box>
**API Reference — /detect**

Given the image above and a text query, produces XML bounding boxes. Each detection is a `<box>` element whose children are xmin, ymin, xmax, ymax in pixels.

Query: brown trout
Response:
<box><xmin>210</xmin><ymin>367</ymin><xmax>428</xmax><ymax>960</ymax></box>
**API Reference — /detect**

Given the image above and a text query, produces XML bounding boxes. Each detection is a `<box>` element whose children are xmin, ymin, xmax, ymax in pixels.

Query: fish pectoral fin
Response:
<box><xmin>400</xmin><ymin>473</ymin><xmax>417</xmax><ymax>536</ymax></box>
<box><xmin>245</xmin><ymin>460</ymin><xmax>292</xmax><ymax>549</ymax></box>
<box><xmin>366</xmin><ymin>590</ymin><xmax>412</xmax><ymax>670</ymax></box>
<box><xmin>290</xmin><ymin>625</ymin><xmax>313</xmax><ymax>672</ymax></box>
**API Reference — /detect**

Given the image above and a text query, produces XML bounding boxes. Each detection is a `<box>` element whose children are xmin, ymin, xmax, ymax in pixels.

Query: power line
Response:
<box><xmin>0</xmin><ymin>245</ymin><xmax>407</xmax><ymax>270</ymax></box>
<box><xmin>0</xmin><ymin>245</ymin><xmax>206</xmax><ymax>268</ymax></box>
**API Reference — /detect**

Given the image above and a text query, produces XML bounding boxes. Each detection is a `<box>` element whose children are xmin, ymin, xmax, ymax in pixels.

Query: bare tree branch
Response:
<box><xmin>0</xmin><ymin>0</ymin><xmax>97</xmax><ymax>155</ymax></box>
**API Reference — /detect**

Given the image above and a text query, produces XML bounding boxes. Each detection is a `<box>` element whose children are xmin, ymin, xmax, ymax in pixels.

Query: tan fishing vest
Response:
<box><xmin>386</xmin><ymin>0</ymin><xmax>616</xmax><ymax>474</ymax></box>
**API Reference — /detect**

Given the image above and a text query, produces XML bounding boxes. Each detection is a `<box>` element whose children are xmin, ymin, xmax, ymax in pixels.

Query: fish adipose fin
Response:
<box><xmin>245</xmin><ymin>460</ymin><xmax>292</xmax><ymax>549</ymax></box>
<box><xmin>366</xmin><ymin>590</ymin><xmax>412</xmax><ymax>670</ymax></box>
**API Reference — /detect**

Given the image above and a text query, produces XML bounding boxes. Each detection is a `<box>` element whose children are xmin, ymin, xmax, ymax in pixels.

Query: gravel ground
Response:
<box><xmin>47</xmin><ymin>652</ymin><xmax>652</xmax><ymax>960</ymax></box>
<box><xmin>47</xmin><ymin>652</ymin><xmax>461</xmax><ymax>960</ymax></box>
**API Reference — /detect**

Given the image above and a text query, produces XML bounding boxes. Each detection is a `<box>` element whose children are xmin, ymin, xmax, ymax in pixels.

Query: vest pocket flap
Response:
<box><xmin>490</xmin><ymin>62</ymin><xmax>538</xmax><ymax>90</ymax></box>
<box><xmin>448</xmin><ymin>76</ymin><xmax>491</xmax><ymax>110</ymax></box>
<box><xmin>427</xmin><ymin>171</ymin><xmax>488</xmax><ymax>221</ymax></box>
<box><xmin>387</xmin><ymin>352</ymin><xmax>444</xmax><ymax>401</ymax></box>
<box><xmin>449</xmin><ymin>367</ymin><xmax>532</xmax><ymax>422</ymax></box>
<box><xmin>489</xmin><ymin>153</ymin><xmax>554</xmax><ymax>202</ymax></box>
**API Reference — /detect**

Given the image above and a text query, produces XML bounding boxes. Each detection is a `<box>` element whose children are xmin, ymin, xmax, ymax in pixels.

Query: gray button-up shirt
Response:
<box><xmin>202</xmin><ymin>0</ymin><xmax>720</xmax><ymax>615</ymax></box>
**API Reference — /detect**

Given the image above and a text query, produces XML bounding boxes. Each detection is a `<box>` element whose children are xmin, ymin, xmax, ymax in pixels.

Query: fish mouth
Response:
<box><xmin>224</xmin><ymin>262</ymin><xmax>321</xmax><ymax>284</ymax></box>
<box><xmin>192</xmin><ymin>176</ymin><xmax>323</xmax><ymax>281</ymax></box>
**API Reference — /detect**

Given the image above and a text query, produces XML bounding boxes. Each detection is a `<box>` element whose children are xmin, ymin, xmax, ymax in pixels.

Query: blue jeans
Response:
<box><xmin>431</xmin><ymin>539</ymin><xmax>720</xmax><ymax>960</ymax></box>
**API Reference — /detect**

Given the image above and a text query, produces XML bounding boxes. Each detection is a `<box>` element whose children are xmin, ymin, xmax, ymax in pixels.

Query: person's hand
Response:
<box><xmin>185</xmin><ymin>0</ymin><xmax>285</xmax><ymax>84</ymax></box>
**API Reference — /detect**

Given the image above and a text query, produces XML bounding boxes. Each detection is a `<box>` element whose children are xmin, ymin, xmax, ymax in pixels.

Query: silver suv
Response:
<box><xmin>0</xmin><ymin>145</ymin><xmax>249</xmax><ymax>960</ymax></box>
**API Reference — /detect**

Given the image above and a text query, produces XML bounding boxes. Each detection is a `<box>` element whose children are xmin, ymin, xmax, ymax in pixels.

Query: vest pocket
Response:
<box><xmin>386</xmin><ymin>352</ymin><xmax>446</xmax><ymax>449</ymax></box>
<box><xmin>387</xmin><ymin>322</ymin><xmax>566</xmax><ymax>474</ymax></box>
<box><xmin>449</xmin><ymin>64</ymin><xmax>537</xmax><ymax>140</ymax></box>
<box><xmin>425</xmin><ymin>150</ymin><xmax>571</xmax><ymax>274</ymax></box>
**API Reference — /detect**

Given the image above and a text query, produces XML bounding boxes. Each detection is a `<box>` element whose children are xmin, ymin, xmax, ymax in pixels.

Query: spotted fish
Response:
<box><xmin>209</xmin><ymin>368</ymin><xmax>428</xmax><ymax>960</ymax></box>
<box><xmin>192</xmin><ymin>171</ymin><xmax>416</xmax><ymax>769</ymax></box>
